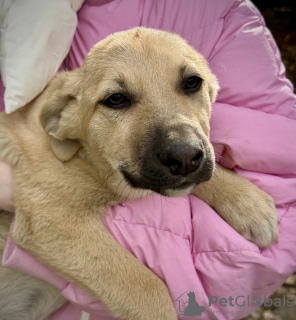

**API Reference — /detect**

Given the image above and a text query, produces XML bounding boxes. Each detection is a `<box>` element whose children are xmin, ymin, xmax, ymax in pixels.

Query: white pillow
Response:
<box><xmin>0</xmin><ymin>0</ymin><xmax>85</xmax><ymax>114</ymax></box>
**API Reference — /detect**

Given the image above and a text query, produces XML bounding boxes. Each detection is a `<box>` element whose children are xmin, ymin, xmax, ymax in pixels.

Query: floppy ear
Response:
<box><xmin>40</xmin><ymin>70</ymin><xmax>82</xmax><ymax>162</ymax></box>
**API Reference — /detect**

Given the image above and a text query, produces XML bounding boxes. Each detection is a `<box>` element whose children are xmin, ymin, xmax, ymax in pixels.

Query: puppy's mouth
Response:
<box><xmin>120</xmin><ymin>156</ymin><xmax>214</xmax><ymax>197</ymax></box>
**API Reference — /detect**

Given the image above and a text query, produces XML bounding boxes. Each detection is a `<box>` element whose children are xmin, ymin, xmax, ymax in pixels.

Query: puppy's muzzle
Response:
<box><xmin>157</xmin><ymin>143</ymin><xmax>204</xmax><ymax>176</ymax></box>
<box><xmin>121</xmin><ymin>125</ymin><xmax>214</xmax><ymax>196</ymax></box>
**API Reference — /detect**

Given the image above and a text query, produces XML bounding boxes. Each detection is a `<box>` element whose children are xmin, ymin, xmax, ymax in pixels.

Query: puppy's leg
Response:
<box><xmin>13</xmin><ymin>211</ymin><xmax>177</xmax><ymax>320</ymax></box>
<box><xmin>11</xmin><ymin>166</ymin><xmax>177</xmax><ymax>320</ymax></box>
<box><xmin>0</xmin><ymin>211</ymin><xmax>67</xmax><ymax>320</ymax></box>
<box><xmin>193</xmin><ymin>164</ymin><xmax>278</xmax><ymax>247</ymax></box>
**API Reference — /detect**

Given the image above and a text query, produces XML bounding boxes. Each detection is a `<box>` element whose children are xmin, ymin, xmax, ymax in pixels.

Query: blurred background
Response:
<box><xmin>253</xmin><ymin>0</ymin><xmax>295</xmax><ymax>87</ymax></box>
<box><xmin>243</xmin><ymin>2</ymin><xmax>295</xmax><ymax>319</ymax></box>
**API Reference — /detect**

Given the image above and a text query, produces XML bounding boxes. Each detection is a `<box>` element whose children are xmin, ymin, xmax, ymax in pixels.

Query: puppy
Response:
<box><xmin>0</xmin><ymin>28</ymin><xmax>278</xmax><ymax>320</ymax></box>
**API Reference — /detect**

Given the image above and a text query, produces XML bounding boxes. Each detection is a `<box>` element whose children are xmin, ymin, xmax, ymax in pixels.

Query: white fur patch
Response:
<box><xmin>165</xmin><ymin>185</ymin><xmax>195</xmax><ymax>197</ymax></box>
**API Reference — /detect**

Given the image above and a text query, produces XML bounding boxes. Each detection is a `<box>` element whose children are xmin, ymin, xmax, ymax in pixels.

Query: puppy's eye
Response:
<box><xmin>183</xmin><ymin>76</ymin><xmax>202</xmax><ymax>92</ymax></box>
<box><xmin>103</xmin><ymin>94</ymin><xmax>131</xmax><ymax>108</ymax></box>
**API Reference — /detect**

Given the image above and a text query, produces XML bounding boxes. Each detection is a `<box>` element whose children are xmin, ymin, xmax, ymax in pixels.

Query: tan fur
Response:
<box><xmin>0</xmin><ymin>28</ymin><xmax>278</xmax><ymax>320</ymax></box>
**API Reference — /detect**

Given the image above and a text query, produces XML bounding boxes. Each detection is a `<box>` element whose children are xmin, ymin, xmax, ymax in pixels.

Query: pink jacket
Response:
<box><xmin>2</xmin><ymin>1</ymin><xmax>296</xmax><ymax>319</ymax></box>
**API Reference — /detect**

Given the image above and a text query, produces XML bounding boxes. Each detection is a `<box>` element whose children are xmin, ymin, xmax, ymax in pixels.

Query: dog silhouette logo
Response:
<box><xmin>184</xmin><ymin>292</ymin><xmax>205</xmax><ymax>316</ymax></box>
<box><xmin>175</xmin><ymin>291</ymin><xmax>205</xmax><ymax>317</ymax></box>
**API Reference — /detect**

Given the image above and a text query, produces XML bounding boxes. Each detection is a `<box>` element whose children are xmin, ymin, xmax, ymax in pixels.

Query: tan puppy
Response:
<box><xmin>0</xmin><ymin>28</ymin><xmax>278</xmax><ymax>320</ymax></box>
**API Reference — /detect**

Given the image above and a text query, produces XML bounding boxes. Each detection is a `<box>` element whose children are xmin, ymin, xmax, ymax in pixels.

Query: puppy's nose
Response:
<box><xmin>158</xmin><ymin>144</ymin><xmax>204</xmax><ymax>176</ymax></box>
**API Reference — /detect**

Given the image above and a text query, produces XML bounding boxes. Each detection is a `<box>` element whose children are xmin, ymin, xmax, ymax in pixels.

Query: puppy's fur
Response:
<box><xmin>0</xmin><ymin>28</ymin><xmax>278</xmax><ymax>320</ymax></box>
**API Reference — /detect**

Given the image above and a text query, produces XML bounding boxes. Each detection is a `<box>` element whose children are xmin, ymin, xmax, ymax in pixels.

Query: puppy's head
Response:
<box><xmin>40</xmin><ymin>28</ymin><xmax>219</xmax><ymax>198</ymax></box>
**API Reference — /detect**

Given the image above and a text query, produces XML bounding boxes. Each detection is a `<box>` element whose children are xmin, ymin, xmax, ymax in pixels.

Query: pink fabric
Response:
<box><xmin>2</xmin><ymin>0</ymin><xmax>296</xmax><ymax>319</ymax></box>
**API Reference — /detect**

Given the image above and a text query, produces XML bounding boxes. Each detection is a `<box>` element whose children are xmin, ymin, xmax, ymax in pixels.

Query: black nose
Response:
<box><xmin>158</xmin><ymin>143</ymin><xmax>204</xmax><ymax>176</ymax></box>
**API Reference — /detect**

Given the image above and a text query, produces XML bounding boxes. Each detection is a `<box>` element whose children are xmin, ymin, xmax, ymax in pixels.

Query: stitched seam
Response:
<box><xmin>110</xmin><ymin>217</ymin><xmax>190</xmax><ymax>240</ymax></box>
<box><xmin>183</xmin><ymin>17</ymin><xmax>223</xmax><ymax>39</ymax></box>
<box><xmin>192</xmin><ymin>203</ymin><xmax>293</xmax><ymax>254</ymax></box>
<box><xmin>192</xmin><ymin>248</ymin><xmax>260</xmax><ymax>255</ymax></box>
<box><xmin>213</xmin><ymin>101</ymin><xmax>296</xmax><ymax>119</ymax></box>
<box><xmin>278</xmin><ymin>203</ymin><xmax>293</xmax><ymax>224</ymax></box>
<box><xmin>183</xmin><ymin>0</ymin><xmax>251</xmax><ymax>39</ymax></box>
<box><xmin>109</xmin><ymin>203</ymin><xmax>294</xmax><ymax>253</ymax></box>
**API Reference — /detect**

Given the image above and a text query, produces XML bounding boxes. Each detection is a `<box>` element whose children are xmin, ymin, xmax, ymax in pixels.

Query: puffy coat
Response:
<box><xmin>3</xmin><ymin>0</ymin><xmax>296</xmax><ymax>319</ymax></box>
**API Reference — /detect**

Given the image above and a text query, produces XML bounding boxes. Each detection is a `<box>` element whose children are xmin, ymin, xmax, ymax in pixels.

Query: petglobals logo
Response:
<box><xmin>174</xmin><ymin>291</ymin><xmax>295</xmax><ymax>318</ymax></box>
<box><xmin>208</xmin><ymin>295</ymin><xmax>294</xmax><ymax>308</ymax></box>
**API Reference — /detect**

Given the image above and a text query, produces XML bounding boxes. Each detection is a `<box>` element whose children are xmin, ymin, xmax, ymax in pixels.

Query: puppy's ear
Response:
<box><xmin>40</xmin><ymin>70</ymin><xmax>81</xmax><ymax>162</ymax></box>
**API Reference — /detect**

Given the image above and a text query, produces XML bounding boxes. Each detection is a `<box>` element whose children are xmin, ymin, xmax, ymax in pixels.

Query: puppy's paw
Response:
<box><xmin>219</xmin><ymin>185</ymin><xmax>278</xmax><ymax>248</ymax></box>
<box><xmin>237</xmin><ymin>189</ymin><xmax>278</xmax><ymax>248</ymax></box>
<box><xmin>193</xmin><ymin>165</ymin><xmax>279</xmax><ymax>248</ymax></box>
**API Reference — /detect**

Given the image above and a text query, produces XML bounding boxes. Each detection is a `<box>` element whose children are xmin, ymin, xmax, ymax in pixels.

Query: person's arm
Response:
<box><xmin>0</xmin><ymin>160</ymin><xmax>14</xmax><ymax>212</ymax></box>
